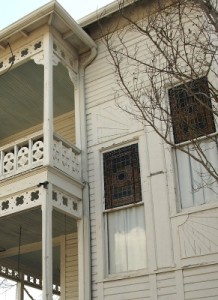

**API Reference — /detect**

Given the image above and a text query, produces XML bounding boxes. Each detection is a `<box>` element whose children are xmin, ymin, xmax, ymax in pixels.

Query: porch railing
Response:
<box><xmin>0</xmin><ymin>131</ymin><xmax>81</xmax><ymax>179</ymax></box>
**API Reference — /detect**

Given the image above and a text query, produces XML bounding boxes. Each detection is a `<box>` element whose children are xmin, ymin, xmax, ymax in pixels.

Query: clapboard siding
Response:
<box><xmin>54</xmin><ymin>111</ymin><xmax>75</xmax><ymax>144</ymax></box>
<box><xmin>0</xmin><ymin>110</ymin><xmax>75</xmax><ymax>146</ymax></box>
<box><xmin>157</xmin><ymin>272</ymin><xmax>177</xmax><ymax>300</ymax></box>
<box><xmin>183</xmin><ymin>265</ymin><xmax>218</xmax><ymax>300</ymax></box>
<box><xmin>65</xmin><ymin>233</ymin><xmax>78</xmax><ymax>300</ymax></box>
<box><xmin>103</xmin><ymin>276</ymin><xmax>150</xmax><ymax>300</ymax></box>
<box><xmin>85</xmin><ymin>24</ymin><xmax>159</xmax><ymax>300</ymax></box>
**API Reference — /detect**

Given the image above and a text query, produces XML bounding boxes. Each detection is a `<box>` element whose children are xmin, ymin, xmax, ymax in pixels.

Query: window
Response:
<box><xmin>169</xmin><ymin>77</ymin><xmax>218</xmax><ymax>209</ymax></box>
<box><xmin>169</xmin><ymin>77</ymin><xmax>215</xmax><ymax>144</ymax></box>
<box><xmin>103</xmin><ymin>144</ymin><xmax>141</xmax><ymax>209</ymax></box>
<box><xmin>103</xmin><ymin>144</ymin><xmax>146</xmax><ymax>274</ymax></box>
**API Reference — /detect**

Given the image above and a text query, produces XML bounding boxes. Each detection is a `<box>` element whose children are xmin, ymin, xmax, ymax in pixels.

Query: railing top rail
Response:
<box><xmin>0</xmin><ymin>130</ymin><xmax>43</xmax><ymax>152</ymax></box>
<box><xmin>53</xmin><ymin>132</ymin><xmax>81</xmax><ymax>155</ymax></box>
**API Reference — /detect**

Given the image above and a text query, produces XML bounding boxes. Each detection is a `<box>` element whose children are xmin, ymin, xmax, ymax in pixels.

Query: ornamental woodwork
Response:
<box><xmin>0</xmin><ymin>133</ymin><xmax>80</xmax><ymax>179</ymax></box>
<box><xmin>0</xmin><ymin>188</ymin><xmax>42</xmax><ymax>216</ymax></box>
<box><xmin>0</xmin><ymin>265</ymin><xmax>60</xmax><ymax>295</ymax></box>
<box><xmin>52</xmin><ymin>188</ymin><xmax>81</xmax><ymax>218</ymax></box>
<box><xmin>0</xmin><ymin>39</ymin><xmax>43</xmax><ymax>73</ymax></box>
<box><xmin>53</xmin><ymin>39</ymin><xmax>78</xmax><ymax>73</ymax></box>
<box><xmin>178</xmin><ymin>209</ymin><xmax>218</xmax><ymax>258</ymax></box>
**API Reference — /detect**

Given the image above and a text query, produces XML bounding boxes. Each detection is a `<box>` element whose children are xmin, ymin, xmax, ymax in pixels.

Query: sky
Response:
<box><xmin>0</xmin><ymin>0</ymin><xmax>115</xmax><ymax>29</ymax></box>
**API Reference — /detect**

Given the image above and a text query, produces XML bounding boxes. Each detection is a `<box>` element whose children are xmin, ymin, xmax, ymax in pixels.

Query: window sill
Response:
<box><xmin>170</xmin><ymin>201</ymin><xmax>218</xmax><ymax>219</ymax></box>
<box><xmin>103</xmin><ymin>201</ymin><xmax>144</xmax><ymax>214</ymax></box>
<box><xmin>103</xmin><ymin>268</ymin><xmax>148</xmax><ymax>282</ymax></box>
<box><xmin>172</xmin><ymin>131</ymin><xmax>218</xmax><ymax>148</ymax></box>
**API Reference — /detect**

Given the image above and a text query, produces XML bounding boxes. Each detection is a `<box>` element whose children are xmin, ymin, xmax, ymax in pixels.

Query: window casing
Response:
<box><xmin>103</xmin><ymin>144</ymin><xmax>146</xmax><ymax>274</ymax></box>
<box><xmin>169</xmin><ymin>77</ymin><xmax>218</xmax><ymax>209</ymax></box>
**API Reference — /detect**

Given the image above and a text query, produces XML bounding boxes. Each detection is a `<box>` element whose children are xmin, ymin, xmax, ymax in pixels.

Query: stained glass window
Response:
<box><xmin>169</xmin><ymin>77</ymin><xmax>215</xmax><ymax>144</ymax></box>
<box><xmin>103</xmin><ymin>144</ymin><xmax>141</xmax><ymax>209</ymax></box>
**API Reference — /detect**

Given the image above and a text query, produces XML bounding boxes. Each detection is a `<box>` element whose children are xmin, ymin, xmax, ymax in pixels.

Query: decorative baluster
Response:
<box><xmin>14</xmin><ymin>144</ymin><xmax>18</xmax><ymax>172</ymax></box>
<box><xmin>53</xmin><ymin>140</ymin><xmax>62</xmax><ymax>169</ymax></box>
<box><xmin>3</xmin><ymin>151</ymin><xmax>15</xmax><ymax>174</ymax></box>
<box><xmin>69</xmin><ymin>148</ymin><xmax>73</xmax><ymax>174</ymax></box>
<box><xmin>62</xmin><ymin>145</ymin><xmax>68</xmax><ymax>172</ymax></box>
<box><xmin>72</xmin><ymin>151</ymin><xmax>76</xmax><ymax>174</ymax></box>
<box><xmin>29</xmin><ymin>138</ymin><xmax>33</xmax><ymax>167</ymax></box>
<box><xmin>17</xmin><ymin>145</ymin><xmax>29</xmax><ymax>170</ymax></box>
<box><xmin>32</xmin><ymin>140</ymin><xmax>44</xmax><ymax>164</ymax></box>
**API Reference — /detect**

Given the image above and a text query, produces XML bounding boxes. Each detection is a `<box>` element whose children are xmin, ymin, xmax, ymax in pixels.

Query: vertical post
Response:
<box><xmin>41</xmin><ymin>182</ymin><xmax>53</xmax><ymax>300</ymax></box>
<box><xmin>17</xmin><ymin>272</ymin><xmax>24</xmax><ymax>300</ymax></box>
<box><xmin>43</xmin><ymin>31</ymin><xmax>53</xmax><ymax>166</ymax></box>
<box><xmin>74</xmin><ymin>79</ymin><xmax>81</xmax><ymax>149</ymax></box>
<box><xmin>77</xmin><ymin>67</ymin><xmax>91</xmax><ymax>300</ymax></box>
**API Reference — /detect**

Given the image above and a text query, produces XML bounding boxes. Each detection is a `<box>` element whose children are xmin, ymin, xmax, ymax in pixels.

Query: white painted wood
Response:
<box><xmin>103</xmin><ymin>275</ymin><xmax>150</xmax><ymax>299</ymax></box>
<box><xmin>74</xmin><ymin>73</ymin><xmax>81</xmax><ymax>149</ymax></box>
<box><xmin>150</xmin><ymin>173</ymin><xmax>174</xmax><ymax>269</ymax></box>
<box><xmin>149</xmin><ymin>274</ymin><xmax>157</xmax><ymax>300</ymax></box>
<box><xmin>41</xmin><ymin>182</ymin><xmax>53</xmax><ymax>300</ymax></box>
<box><xmin>60</xmin><ymin>236</ymin><xmax>66</xmax><ymax>300</ymax></box>
<box><xmin>183</xmin><ymin>264</ymin><xmax>218</xmax><ymax>299</ymax></box>
<box><xmin>175</xmin><ymin>270</ymin><xmax>185</xmax><ymax>300</ymax></box>
<box><xmin>75</xmin><ymin>65</ymin><xmax>92</xmax><ymax>300</ymax></box>
<box><xmin>65</xmin><ymin>233</ymin><xmax>78</xmax><ymax>300</ymax></box>
<box><xmin>157</xmin><ymin>272</ymin><xmax>176</xmax><ymax>299</ymax></box>
<box><xmin>43</xmin><ymin>31</ymin><xmax>54</xmax><ymax>166</ymax></box>
<box><xmin>17</xmin><ymin>272</ymin><xmax>24</xmax><ymax>300</ymax></box>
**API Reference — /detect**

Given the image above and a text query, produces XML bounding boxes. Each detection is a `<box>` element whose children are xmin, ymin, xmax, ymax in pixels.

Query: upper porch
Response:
<box><xmin>0</xmin><ymin>0</ymin><xmax>96</xmax><ymax>185</ymax></box>
<box><xmin>0</xmin><ymin>2</ymin><xmax>97</xmax><ymax>299</ymax></box>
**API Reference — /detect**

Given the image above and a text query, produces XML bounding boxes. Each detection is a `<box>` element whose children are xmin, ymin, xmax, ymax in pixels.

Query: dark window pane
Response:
<box><xmin>103</xmin><ymin>144</ymin><xmax>142</xmax><ymax>209</ymax></box>
<box><xmin>169</xmin><ymin>77</ymin><xmax>215</xmax><ymax>144</ymax></box>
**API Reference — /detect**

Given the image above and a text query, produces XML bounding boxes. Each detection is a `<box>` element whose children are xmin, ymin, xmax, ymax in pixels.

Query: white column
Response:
<box><xmin>43</xmin><ymin>31</ymin><xmax>53</xmax><ymax>166</ymax></box>
<box><xmin>17</xmin><ymin>272</ymin><xmax>24</xmax><ymax>300</ymax></box>
<box><xmin>41</xmin><ymin>183</ymin><xmax>53</xmax><ymax>300</ymax></box>
<box><xmin>77</xmin><ymin>67</ymin><xmax>91</xmax><ymax>300</ymax></box>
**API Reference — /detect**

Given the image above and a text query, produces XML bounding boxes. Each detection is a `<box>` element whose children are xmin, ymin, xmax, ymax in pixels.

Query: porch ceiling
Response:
<box><xmin>0</xmin><ymin>59</ymin><xmax>74</xmax><ymax>140</ymax></box>
<box><xmin>0</xmin><ymin>207</ymin><xmax>77</xmax><ymax>283</ymax></box>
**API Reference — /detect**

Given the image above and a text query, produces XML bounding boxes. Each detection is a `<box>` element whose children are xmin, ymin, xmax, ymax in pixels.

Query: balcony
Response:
<box><xmin>0</xmin><ymin>131</ymin><xmax>81</xmax><ymax>181</ymax></box>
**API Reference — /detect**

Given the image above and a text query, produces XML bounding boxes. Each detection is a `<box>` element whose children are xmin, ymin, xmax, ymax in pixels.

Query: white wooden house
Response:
<box><xmin>0</xmin><ymin>0</ymin><xmax>218</xmax><ymax>299</ymax></box>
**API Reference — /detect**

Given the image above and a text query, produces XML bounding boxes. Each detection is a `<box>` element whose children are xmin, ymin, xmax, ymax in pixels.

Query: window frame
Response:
<box><xmin>168</xmin><ymin>76</ymin><xmax>216</xmax><ymax>145</ymax></box>
<box><xmin>102</xmin><ymin>142</ymin><xmax>147</xmax><ymax>276</ymax></box>
<box><xmin>168</xmin><ymin>76</ymin><xmax>218</xmax><ymax>211</ymax></box>
<box><xmin>103</xmin><ymin>143</ymin><xmax>142</xmax><ymax>210</ymax></box>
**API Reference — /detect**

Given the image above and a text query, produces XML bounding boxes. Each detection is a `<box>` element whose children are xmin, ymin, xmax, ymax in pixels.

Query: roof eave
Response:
<box><xmin>78</xmin><ymin>0</ymin><xmax>135</xmax><ymax>28</ymax></box>
<box><xmin>0</xmin><ymin>0</ymin><xmax>96</xmax><ymax>51</ymax></box>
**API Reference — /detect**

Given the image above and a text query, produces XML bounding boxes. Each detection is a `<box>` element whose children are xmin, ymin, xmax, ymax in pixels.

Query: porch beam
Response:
<box><xmin>0</xmin><ymin>237</ymin><xmax>61</xmax><ymax>259</ymax></box>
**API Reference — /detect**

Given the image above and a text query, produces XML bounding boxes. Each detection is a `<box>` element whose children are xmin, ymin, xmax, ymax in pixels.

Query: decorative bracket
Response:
<box><xmin>67</xmin><ymin>67</ymin><xmax>78</xmax><ymax>90</ymax></box>
<box><xmin>31</xmin><ymin>52</ymin><xmax>44</xmax><ymax>65</ymax></box>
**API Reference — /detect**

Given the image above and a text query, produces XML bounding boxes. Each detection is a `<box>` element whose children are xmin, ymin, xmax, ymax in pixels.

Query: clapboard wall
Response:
<box><xmin>83</xmin><ymin>3</ymin><xmax>218</xmax><ymax>299</ymax></box>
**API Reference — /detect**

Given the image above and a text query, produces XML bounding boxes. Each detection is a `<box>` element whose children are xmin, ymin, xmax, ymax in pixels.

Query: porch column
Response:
<box><xmin>43</xmin><ymin>31</ymin><xmax>53</xmax><ymax>166</ymax></box>
<box><xmin>17</xmin><ymin>272</ymin><xmax>24</xmax><ymax>300</ymax></box>
<box><xmin>41</xmin><ymin>182</ymin><xmax>53</xmax><ymax>300</ymax></box>
<box><xmin>77</xmin><ymin>67</ymin><xmax>91</xmax><ymax>300</ymax></box>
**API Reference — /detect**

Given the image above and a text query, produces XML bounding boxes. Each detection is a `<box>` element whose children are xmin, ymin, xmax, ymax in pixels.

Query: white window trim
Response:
<box><xmin>102</xmin><ymin>142</ymin><xmax>147</xmax><ymax>276</ymax></box>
